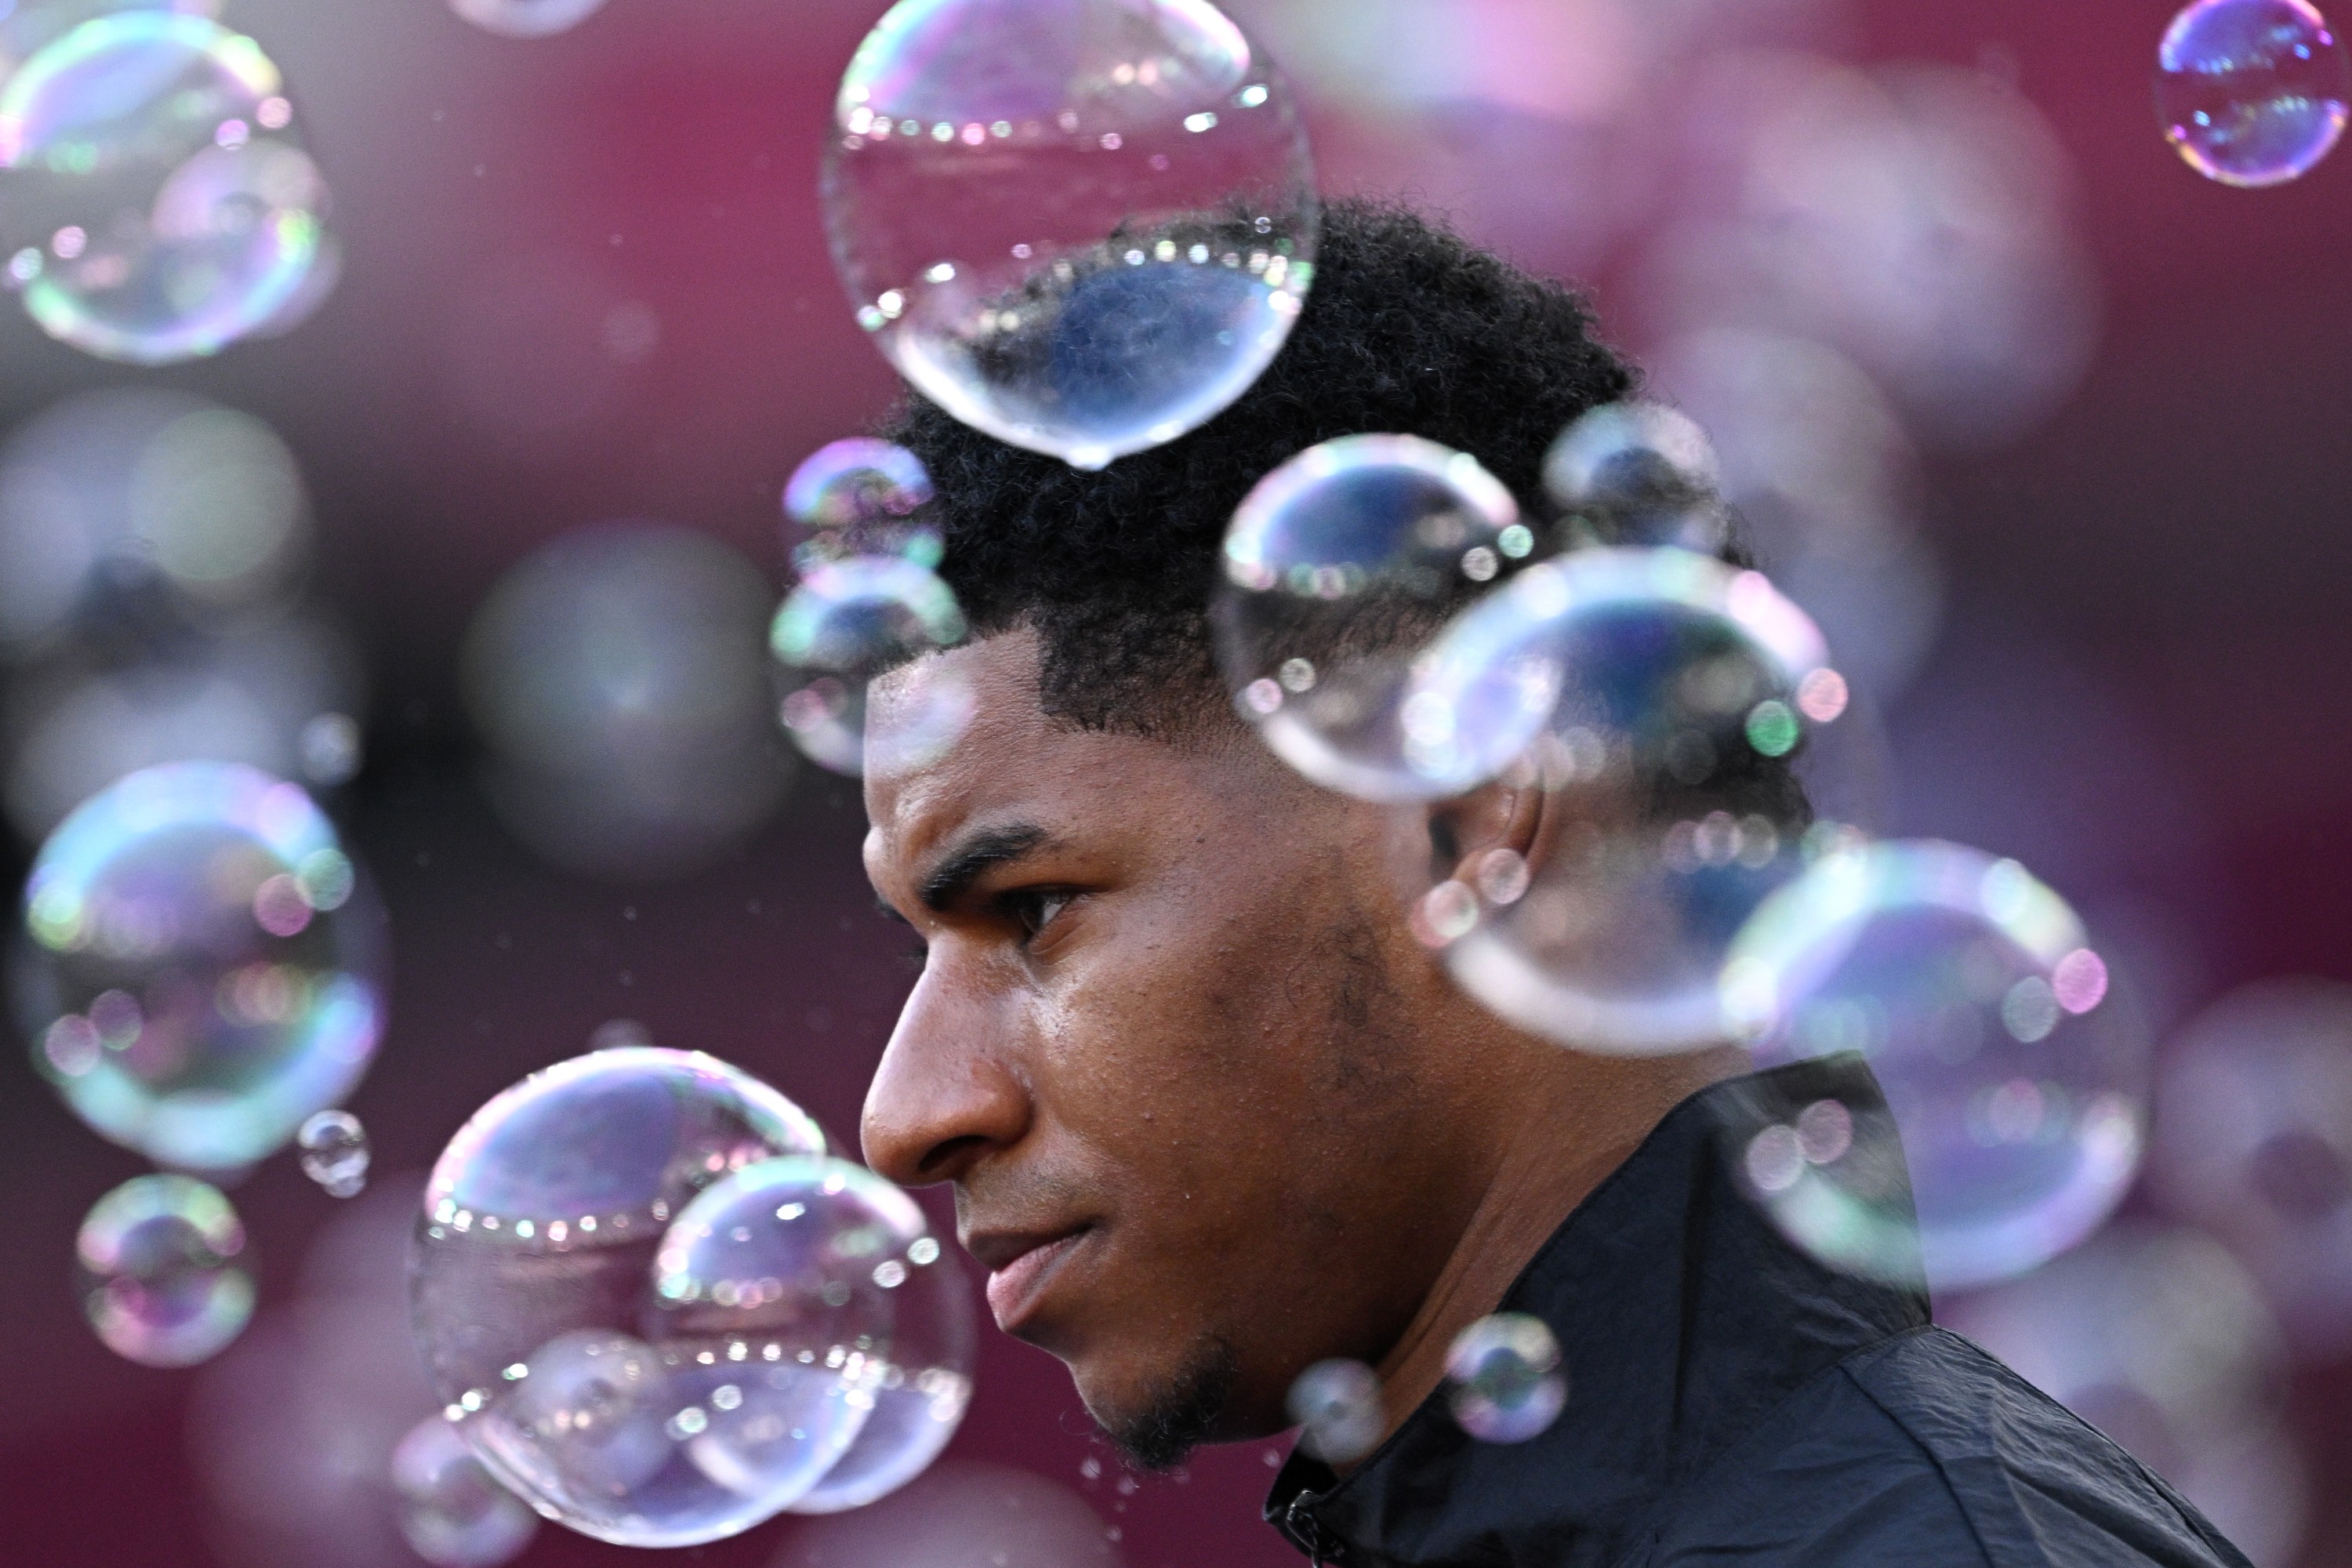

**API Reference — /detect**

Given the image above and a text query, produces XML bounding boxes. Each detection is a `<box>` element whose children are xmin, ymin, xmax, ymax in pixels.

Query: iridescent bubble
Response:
<box><xmin>390</xmin><ymin>1416</ymin><xmax>540</xmax><ymax>1568</ymax></box>
<box><xmin>1284</xmin><ymin>1358</ymin><xmax>1383</xmax><ymax>1464</ymax></box>
<box><xmin>76</xmin><ymin>1172</ymin><xmax>253</xmax><ymax>1367</ymax></box>
<box><xmin>2158</xmin><ymin>0</ymin><xmax>2350</xmax><ymax>187</ymax></box>
<box><xmin>1214</xmin><ymin>434</ymin><xmax>1528</xmax><ymax>801</ymax></box>
<box><xmin>1421</xmin><ymin>820</ymin><xmax>1860</xmax><ymax>1058</ymax></box>
<box><xmin>1724</xmin><ymin>840</ymin><xmax>2147</xmax><ymax>1290</ymax></box>
<box><xmin>783</xmin><ymin>439</ymin><xmax>941</xmax><ymax>573</ymax></box>
<box><xmin>15</xmin><ymin>760</ymin><xmax>387</xmax><ymax>1171</ymax></box>
<box><xmin>297</xmin><ymin>1108</ymin><xmax>368</xmax><ymax>1198</ymax></box>
<box><xmin>1444</xmin><ymin>1314</ymin><xmax>1565</xmax><ymax>1444</ymax></box>
<box><xmin>1399</xmin><ymin>546</ymin><xmax>1842</xmax><ymax>802</ymax></box>
<box><xmin>1542</xmin><ymin>401</ymin><xmax>1730</xmax><ymax>554</ymax></box>
<box><xmin>822</xmin><ymin>0</ymin><xmax>1319</xmax><ymax>470</ymax></box>
<box><xmin>649</xmin><ymin>1156</ymin><xmax>936</xmax><ymax>1512</ymax></box>
<box><xmin>2149</xmin><ymin>978</ymin><xmax>2352</xmax><ymax>1357</ymax></box>
<box><xmin>463</xmin><ymin>522</ymin><xmax>788</xmax><ymax>880</ymax></box>
<box><xmin>771</xmin><ymin>555</ymin><xmax>972</xmax><ymax>777</ymax></box>
<box><xmin>0</xmin><ymin>0</ymin><xmax>221</xmax><ymax>83</ymax></box>
<box><xmin>446</xmin><ymin>0</ymin><xmax>609</xmax><ymax>38</ymax></box>
<box><xmin>789</xmin><ymin>1216</ymin><xmax>975</xmax><ymax>1513</ymax></box>
<box><xmin>0</xmin><ymin>13</ymin><xmax>331</xmax><ymax>364</ymax></box>
<box><xmin>410</xmin><ymin>1047</ymin><xmax>840</xmax><ymax>1548</ymax></box>
<box><xmin>1940</xmin><ymin>1225</ymin><xmax>2308</xmax><ymax>1565</ymax></box>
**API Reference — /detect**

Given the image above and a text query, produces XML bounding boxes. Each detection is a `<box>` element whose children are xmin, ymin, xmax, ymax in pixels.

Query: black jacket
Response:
<box><xmin>1264</xmin><ymin>1055</ymin><xmax>2253</xmax><ymax>1567</ymax></box>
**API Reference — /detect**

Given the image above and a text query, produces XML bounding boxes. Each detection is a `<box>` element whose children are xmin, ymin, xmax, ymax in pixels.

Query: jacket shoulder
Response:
<box><xmin>1635</xmin><ymin>1328</ymin><xmax>2252</xmax><ymax>1568</ymax></box>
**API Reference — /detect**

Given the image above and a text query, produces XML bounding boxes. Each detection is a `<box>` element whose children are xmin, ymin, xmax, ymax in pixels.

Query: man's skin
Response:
<box><xmin>860</xmin><ymin>627</ymin><xmax>1742</xmax><ymax>1461</ymax></box>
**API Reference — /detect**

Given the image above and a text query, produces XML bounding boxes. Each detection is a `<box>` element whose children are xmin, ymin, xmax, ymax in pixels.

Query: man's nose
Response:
<box><xmin>861</xmin><ymin>958</ymin><xmax>1031</xmax><ymax>1187</ymax></box>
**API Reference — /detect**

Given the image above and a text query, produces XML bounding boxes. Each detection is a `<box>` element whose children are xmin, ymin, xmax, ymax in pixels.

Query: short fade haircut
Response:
<box><xmin>883</xmin><ymin>200</ymin><xmax>1800</xmax><ymax>822</ymax></box>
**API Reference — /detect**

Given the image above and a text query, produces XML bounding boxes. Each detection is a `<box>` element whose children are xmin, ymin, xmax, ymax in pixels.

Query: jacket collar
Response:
<box><xmin>1265</xmin><ymin>1054</ymin><xmax>1930</xmax><ymax>1566</ymax></box>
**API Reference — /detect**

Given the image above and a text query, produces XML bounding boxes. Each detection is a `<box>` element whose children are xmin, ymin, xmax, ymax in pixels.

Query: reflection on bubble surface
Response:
<box><xmin>77</xmin><ymin>1172</ymin><xmax>252</xmax><ymax>1367</ymax></box>
<box><xmin>1215</xmin><ymin>434</ymin><xmax>1528</xmax><ymax>801</ymax></box>
<box><xmin>391</xmin><ymin>1415</ymin><xmax>540</xmax><ymax>1568</ymax></box>
<box><xmin>2158</xmin><ymin>0</ymin><xmax>2350</xmax><ymax>187</ymax></box>
<box><xmin>0</xmin><ymin>12</ymin><xmax>330</xmax><ymax>363</ymax></box>
<box><xmin>1727</xmin><ymin>840</ymin><xmax>2146</xmax><ymax>1290</ymax></box>
<box><xmin>1543</xmin><ymin>401</ymin><xmax>1729</xmax><ymax>553</ymax></box>
<box><xmin>412</xmin><ymin>1048</ymin><xmax>857</xmax><ymax>1547</ymax></box>
<box><xmin>1286</xmin><ymin>1359</ymin><xmax>1382</xmax><ymax>1465</ymax></box>
<box><xmin>822</xmin><ymin>0</ymin><xmax>1318</xmax><ymax>468</ymax></box>
<box><xmin>771</xmin><ymin>555</ymin><xmax>971</xmax><ymax>777</ymax></box>
<box><xmin>1445</xmin><ymin>1314</ymin><xmax>1565</xmax><ymax>1444</ymax></box>
<box><xmin>16</xmin><ymin>760</ymin><xmax>386</xmax><ymax>1170</ymax></box>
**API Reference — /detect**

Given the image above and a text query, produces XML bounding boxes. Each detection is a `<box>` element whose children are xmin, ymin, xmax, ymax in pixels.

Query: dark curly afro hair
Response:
<box><xmin>881</xmin><ymin>198</ymin><xmax>1653</xmax><ymax>737</ymax></box>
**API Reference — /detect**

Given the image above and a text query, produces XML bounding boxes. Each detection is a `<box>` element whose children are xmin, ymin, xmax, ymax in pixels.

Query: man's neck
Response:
<box><xmin>1352</xmin><ymin>1042</ymin><xmax>1747</xmax><ymax>1465</ymax></box>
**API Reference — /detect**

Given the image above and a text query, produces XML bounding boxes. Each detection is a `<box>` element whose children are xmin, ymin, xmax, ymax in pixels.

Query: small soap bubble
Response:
<box><xmin>1286</xmin><ymin>1359</ymin><xmax>1383</xmax><ymax>1464</ymax></box>
<box><xmin>0</xmin><ymin>13</ymin><xmax>333</xmax><ymax>363</ymax></box>
<box><xmin>1543</xmin><ymin>402</ymin><xmax>1730</xmax><ymax>552</ymax></box>
<box><xmin>822</xmin><ymin>0</ymin><xmax>1319</xmax><ymax>468</ymax></box>
<box><xmin>296</xmin><ymin>1108</ymin><xmax>368</xmax><ymax>1197</ymax></box>
<box><xmin>1215</xmin><ymin>435</ymin><xmax>1526</xmax><ymax>801</ymax></box>
<box><xmin>76</xmin><ymin>1173</ymin><xmax>254</xmax><ymax>1367</ymax></box>
<box><xmin>2157</xmin><ymin>0</ymin><xmax>2351</xmax><ymax>187</ymax></box>
<box><xmin>411</xmin><ymin>1047</ymin><xmax>848</xmax><ymax>1547</ymax></box>
<box><xmin>297</xmin><ymin>711</ymin><xmax>362</xmax><ymax>786</ymax></box>
<box><xmin>783</xmin><ymin>439</ymin><xmax>940</xmax><ymax>572</ymax></box>
<box><xmin>390</xmin><ymin>1415</ymin><xmax>540</xmax><ymax>1568</ymax></box>
<box><xmin>16</xmin><ymin>760</ymin><xmax>387</xmax><ymax>1171</ymax></box>
<box><xmin>1444</xmin><ymin>1314</ymin><xmax>1566</xmax><ymax>1444</ymax></box>
<box><xmin>771</xmin><ymin>555</ymin><xmax>973</xmax><ymax>777</ymax></box>
<box><xmin>1724</xmin><ymin>840</ymin><xmax>2148</xmax><ymax>1291</ymax></box>
<box><xmin>446</xmin><ymin>0</ymin><xmax>608</xmax><ymax>38</ymax></box>
<box><xmin>1399</xmin><ymin>546</ymin><xmax>1838</xmax><ymax>800</ymax></box>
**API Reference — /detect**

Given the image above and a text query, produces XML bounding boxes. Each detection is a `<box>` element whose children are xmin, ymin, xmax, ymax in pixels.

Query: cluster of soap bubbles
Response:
<box><xmin>0</xmin><ymin>5</ymin><xmax>336</xmax><ymax>362</ymax></box>
<box><xmin>821</xmin><ymin>0</ymin><xmax>1319</xmax><ymax>470</ymax></box>
<box><xmin>770</xmin><ymin>439</ymin><xmax>975</xmax><ymax>777</ymax></box>
<box><xmin>408</xmin><ymin>1047</ymin><xmax>975</xmax><ymax>1546</ymax></box>
<box><xmin>2158</xmin><ymin>0</ymin><xmax>2351</xmax><ymax>187</ymax></box>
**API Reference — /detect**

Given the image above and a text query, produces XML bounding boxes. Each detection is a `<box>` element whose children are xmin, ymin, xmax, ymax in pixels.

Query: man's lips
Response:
<box><xmin>969</xmin><ymin>1225</ymin><xmax>1094</xmax><ymax>1330</ymax></box>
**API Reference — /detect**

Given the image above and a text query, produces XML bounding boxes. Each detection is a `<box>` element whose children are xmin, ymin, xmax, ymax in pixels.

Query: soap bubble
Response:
<box><xmin>76</xmin><ymin>1172</ymin><xmax>253</xmax><ymax>1367</ymax></box>
<box><xmin>2158</xmin><ymin>0</ymin><xmax>2351</xmax><ymax>187</ymax></box>
<box><xmin>2149</xmin><ymin>978</ymin><xmax>2352</xmax><ymax>1357</ymax></box>
<box><xmin>446</xmin><ymin>0</ymin><xmax>609</xmax><ymax>38</ymax></box>
<box><xmin>776</xmin><ymin>1459</ymin><xmax>1121</xmax><ymax>1568</ymax></box>
<box><xmin>0</xmin><ymin>388</ymin><xmax>312</xmax><ymax>659</ymax></box>
<box><xmin>411</xmin><ymin>1048</ymin><xmax>854</xmax><ymax>1547</ymax></box>
<box><xmin>464</xmin><ymin>522</ymin><xmax>788</xmax><ymax>880</ymax></box>
<box><xmin>822</xmin><ymin>0</ymin><xmax>1319</xmax><ymax>470</ymax></box>
<box><xmin>1444</xmin><ymin>1314</ymin><xmax>1565</xmax><ymax>1444</ymax></box>
<box><xmin>1214</xmin><ymin>434</ymin><xmax>1529</xmax><ymax>801</ymax></box>
<box><xmin>298</xmin><ymin>1108</ymin><xmax>368</xmax><ymax>1197</ymax></box>
<box><xmin>0</xmin><ymin>12</ymin><xmax>332</xmax><ymax>364</ymax></box>
<box><xmin>298</xmin><ymin>712</ymin><xmax>364</xmax><ymax>788</ymax></box>
<box><xmin>1399</xmin><ymin>546</ymin><xmax>1842</xmax><ymax>802</ymax></box>
<box><xmin>1724</xmin><ymin>840</ymin><xmax>2147</xmax><ymax>1290</ymax></box>
<box><xmin>784</xmin><ymin>439</ymin><xmax>940</xmax><ymax>573</ymax></box>
<box><xmin>1285</xmin><ymin>1359</ymin><xmax>1382</xmax><ymax>1464</ymax></box>
<box><xmin>771</xmin><ymin>555</ymin><xmax>972</xmax><ymax>777</ymax></box>
<box><xmin>1543</xmin><ymin>402</ymin><xmax>1729</xmax><ymax>553</ymax></box>
<box><xmin>15</xmin><ymin>760</ymin><xmax>387</xmax><ymax>1171</ymax></box>
<box><xmin>1940</xmin><ymin>1225</ymin><xmax>2308</xmax><ymax>1565</ymax></box>
<box><xmin>789</xmin><ymin>1216</ymin><xmax>975</xmax><ymax>1513</ymax></box>
<box><xmin>0</xmin><ymin>0</ymin><xmax>220</xmax><ymax>83</ymax></box>
<box><xmin>1418</xmin><ymin>821</ymin><xmax>1858</xmax><ymax>1058</ymax></box>
<box><xmin>391</xmin><ymin>1417</ymin><xmax>540</xmax><ymax>1568</ymax></box>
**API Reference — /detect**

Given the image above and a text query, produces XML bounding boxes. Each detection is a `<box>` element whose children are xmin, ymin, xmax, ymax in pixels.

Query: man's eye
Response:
<box><xmin>1004</xmin><ymin>890</ymin><xmax>1073</xmax><ymax>942</ymax></box>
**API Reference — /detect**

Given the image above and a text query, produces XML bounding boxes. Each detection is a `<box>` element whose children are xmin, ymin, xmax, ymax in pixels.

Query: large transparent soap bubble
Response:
<box><xmin>0</xmin><ymin>12</ymin><xmax>332</xmax><ymax>363</ymax></box>
<box><xmin>771</xmin><ymin>555</ymin><xmax>972</xmax><ymax>778</ymax></box>
<box><xmin>1214</xmin><ymin>434</ymin><xmax>1530</xmax><ymax>801</ymax></box>
<box><xmin>822</xmin><ymin>0</ymin><xmax>1318</xmax><ymax>470</ymax></box>
<box><xmin>1724</xmin><ymin>840</ymin><xmax>2147</xmax><ymax>1291</ymax></box>
<box><xmin>77</xmin><ymin>1171</ymin><xmax>253</xmax><ymax>1366</ymax></box>
<box><xmin>411</xmin><ymin>1049</ymin><xmax>892</xmax><ymax>1547</ymax></box>
<box><xmin>2158</xmin><ymin>0</ymin><xmax>2351</xmax><ymax>187</ymax></box>
<box><xmin>15</xmin><ymin>760</ymin><xmax>387</xmax><ymax>1171</ymax></box>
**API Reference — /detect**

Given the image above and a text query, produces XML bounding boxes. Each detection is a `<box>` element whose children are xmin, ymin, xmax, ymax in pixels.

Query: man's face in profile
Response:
<box><xmin>859</xmin><ymin>628</ymin><xmax>1504</xmax><ymax>1463</ymax></box>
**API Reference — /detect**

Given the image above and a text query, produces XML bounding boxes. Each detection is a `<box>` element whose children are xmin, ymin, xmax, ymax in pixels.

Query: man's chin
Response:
<box><xmin>1075</xmin><ymin>1334</ymin><xmax>1241</xmax><ymax>1472</ymax></box>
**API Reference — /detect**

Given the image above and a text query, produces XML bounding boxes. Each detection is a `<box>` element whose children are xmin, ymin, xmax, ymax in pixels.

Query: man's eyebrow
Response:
<box><xmin>919</xmin><ymin>822</ymin><xmax>1051</xmax><ymax>911</ymax></box>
